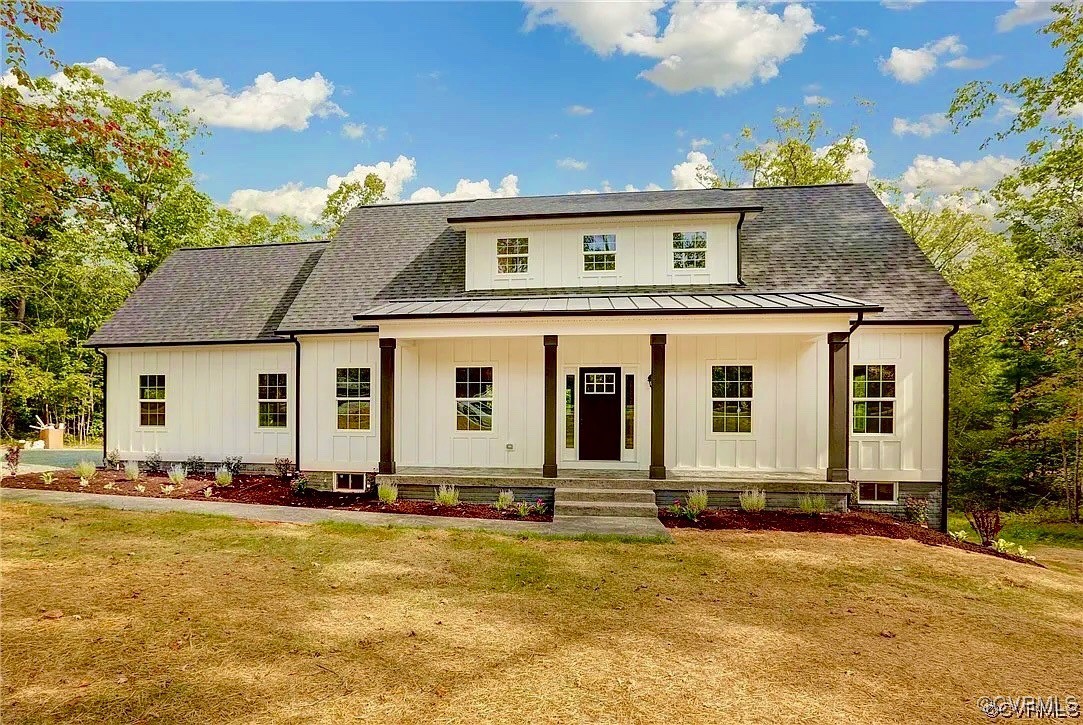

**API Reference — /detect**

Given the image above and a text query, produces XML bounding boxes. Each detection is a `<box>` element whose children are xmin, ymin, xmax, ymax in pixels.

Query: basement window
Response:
<box><xmin>336</xmin><ymin>367</ymin><xmax>371</xmax><ymax>430</ymax></box>
<box><xmin>455</xmin><ymin>366</ymin><xmax>493</xmax><ymax>431</ymax></box>
<box><xmin>496</xmin><ymin>237</ymin><xmax>529</xmax><ymax>274</ymax></box>
<box><xmin>711</xmin><ymin>365</ymin><xmax>753</xmax><ymax>433</ymax></box>
<box><xmin>257</xmin><ymin>373</ymin><xmax>288</xmax><ymax>428</ymax></box>
<box><xmin>859</xmin><ymin>482</ymin><xmax>897</xmax><ymax>503</ymax></box>
<box><xmin>336</xmin><ymin>473</ymin><xmax>370</xmax><ymax>492</ymax></box>
<box><xmin>853</xmin><ymin>364</ymin><xmax>896</xmax><ymax>434</ymax></box>
<box><xmin>138</xmin><ymin>374</ymin><xmax>166</xmax><ymax>427</ymax></box>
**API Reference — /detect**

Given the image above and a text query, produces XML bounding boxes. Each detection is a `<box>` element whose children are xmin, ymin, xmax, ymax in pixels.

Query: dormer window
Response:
<box><xmin>673</xmin><ymin>231</ymin><xmax>707</xmax><ymax>269</ymax></box>
<box><xmin>496</xmin><ymin>237</ymin><xmax>529</xmax><ymax>274</ymax></box>
<box><xmin>583</xmin><ymin>234</ymin><xmax>617</xmax><ymax>272</ymax></box>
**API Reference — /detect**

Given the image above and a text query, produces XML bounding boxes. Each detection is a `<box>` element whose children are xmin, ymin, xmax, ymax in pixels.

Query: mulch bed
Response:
<box><xmin>1</xmin><ymin>469</ymin><xmax>552</xmax><ymax>522</ymax></box>
<box><xmin>660</xmin><ymin>508</ymin><xmax>1043</xmax><ymax>567</ymax></box>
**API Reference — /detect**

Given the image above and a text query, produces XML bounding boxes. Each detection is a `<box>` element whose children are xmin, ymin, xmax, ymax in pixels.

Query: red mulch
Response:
<box><xmin>660</xmin><ymin>508</ymin><xmax>1043</xmax><ymax>567</ymax></box>
<box><xmin>1</xmin><ymin>469</ymin><xmax>552</xmax><ymax>522</ymax></box>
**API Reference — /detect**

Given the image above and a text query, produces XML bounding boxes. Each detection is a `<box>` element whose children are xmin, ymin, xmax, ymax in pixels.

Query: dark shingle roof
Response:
<box><xmin>87</xmin><ymin>241</ymin><xmax>327</xmax><ymax>347</ymax></box>
<box><xmin>278</xmin><ymin>183</ymin><xmax>974</xmax><ymax>333</ymax></box>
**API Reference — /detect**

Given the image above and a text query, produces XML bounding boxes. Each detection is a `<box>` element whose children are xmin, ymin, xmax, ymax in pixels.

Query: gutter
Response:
<box><xmin>940</xmin><ymin>324</ymin><xmax>960</xmax><ymax>532</ymax></box>
<box><xmin>292</xmin><ymin>336</ymin><xmax>302</xmax><ymax>472</ymax></box>
<box><xmin>736</xmin><ymin>211</ymin><xmax>746</xmax><ymax>286</ymax></box>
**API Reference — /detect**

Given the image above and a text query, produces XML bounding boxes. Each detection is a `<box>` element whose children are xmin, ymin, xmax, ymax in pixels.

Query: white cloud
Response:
<box><xmin>944</xmin><ymin>55</ymin><xmax>998</xmax><ymax>70</ymax></box>
<box><xmin>525</xmin><ymin>1</ymin><xmax>821</xmax><ymax>94</ymax></box>
<box><xmin>341</xmin><ymin>122</ymin><xmax>367</xmax><ymax>139</ymax></box>
<box><xmin>671</xmin><ymin>151</ymin><xmax>715</xmax><ymax>189</ymax></box>
<box><xmin>408</xmin><ymin>175</ymin><xmax>519</xmax><ymax>203</ymax></box>
<box><xmin>816</xmin><ymin>137</ymin><xmax>875</xmax><ymax>182</ymax></box>
<box><xmin>566</xmin><ymin>104</ymin><xmax>594</xmax><ymax>116</ymax></box>
<box><xmin>996</xmin><ymin>1</ymin><xmax>1056</xmax><ymax>31</ymax></box>
<box><xmin>892</xmin><ymin>112</ymin><xmax>950</xmax><ymax>137</ymax></box>
<box><xmin>852</xmin><ymin>27</ymin><xmax>870</xmax><ymax>38</ymax></box>
<box><xmin>689</xmin><ymin>137</ymin><xmax>712</xmax><ymax>150</ymax></box>
<box><xmin>804</xmin><ymin>94</ymin><xmax>832</xmax><ymax>106</ymax></box>
<box><xmin>900</xmin><ymin>154</ymin><xmax>1018</xmax><ymax>194</ymax></box>
<box><xmin>577</xmin><ymin>181</ymin><xmax>664</xmax><ymax>194</ymax></box>
<box><xmin>882</xmin><ymin>0</ymin><xmax>925</xmax><ymax>10</ymax></box>
<box><xmin>71</xmin><ymin>57</ymin><xmax>345</xmax><ymax>131</ymax></box>
<box><xmin>827</xmin><ymin>34</ymin><xmax>844</xmax><ymax>42</ymax></box>
<box><xmin>878</xmin><ymin>35</ymin><xmax>965</xmax><ymax>83</ymax></box>
<box><xmin>557</xmin><ymin>157</ymin><xmax>588</xmax><ymax>171</ymax></box>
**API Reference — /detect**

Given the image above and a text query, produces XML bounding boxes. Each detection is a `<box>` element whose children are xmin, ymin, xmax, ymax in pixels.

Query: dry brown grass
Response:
<box><xmin>2</xmin><ymin>501</ymin><xmax>1081</xmax><ymax>724</ymax></box>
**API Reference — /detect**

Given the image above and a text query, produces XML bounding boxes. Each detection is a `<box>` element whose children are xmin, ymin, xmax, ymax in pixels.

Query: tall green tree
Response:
<box><xmin>316</xmin><ymin>175</ymin><xmax>387</xmax><ymax>237</ymax></box>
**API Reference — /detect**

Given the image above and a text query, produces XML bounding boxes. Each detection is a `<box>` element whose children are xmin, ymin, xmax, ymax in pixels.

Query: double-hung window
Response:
<box><xmin>336</xmin><ymin>367</ymin><xmax>371</xmax><ymax>430</ymax></box>
<box><xmin>583</xmin><ymin>234</ymin><xmax>617</xmax><ymax>271</ymax></box>
<box><xmin>138</xmin><ymin>375</ymin><xmax>166</xmax><ymax>427</ymax></box>
<box><xmin>258</xmin><ymin>373</ymin><xmax>288</xmax><ymax>428</ymax></box>
<box><xmin>672</xmin><ymin>231</ymin><xmax>707</xmax><ymax>269</ymax></box>
<box><xmin>496</xmin><ymin>237</ymin><xmax>529</xmax><ymax>274</ymax></box>
<box><xmin>711</xmin><ymin>365</ymin><xmax>753</xmax><ymax>433</ymax></box>
<box><xmin>853</xmin><ymin>364</ymin><xmax>896</xmax><ymax>434</ymax></box>
<box><xmin>455</xmin><ymin>366</ymin><xmax>493</xmax><ymax>431</ymax></box>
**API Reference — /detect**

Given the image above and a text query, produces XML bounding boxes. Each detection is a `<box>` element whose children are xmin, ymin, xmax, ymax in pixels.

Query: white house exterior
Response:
<box><xmin>89</xmin><ymin>184</ymin><xmax>976</xmax><ymax>528</ymax></box>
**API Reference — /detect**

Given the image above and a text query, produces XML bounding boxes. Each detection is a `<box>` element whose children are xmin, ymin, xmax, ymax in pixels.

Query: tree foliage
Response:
<box><xmin>316</xmin><ymin>175</ymin><xmax>387</xmax><ymax>237</ymax></box>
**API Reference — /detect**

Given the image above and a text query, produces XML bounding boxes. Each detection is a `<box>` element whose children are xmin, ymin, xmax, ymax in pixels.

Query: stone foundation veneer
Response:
<box><xmin>849</xmin><ymin>482</ymin><xmax>942</xmax><ymax>529</ymax></box>
<box><xmin>302</xmin><ymin>471</ymin><xmax>334</xmax><ymax>492</ymax></box>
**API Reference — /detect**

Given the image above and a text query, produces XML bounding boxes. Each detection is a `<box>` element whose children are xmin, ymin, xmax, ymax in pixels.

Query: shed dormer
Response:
<box><xmin>450</xmin><ymin>203</ymin><xmax>761</xmax><ymax>292</ymax></box>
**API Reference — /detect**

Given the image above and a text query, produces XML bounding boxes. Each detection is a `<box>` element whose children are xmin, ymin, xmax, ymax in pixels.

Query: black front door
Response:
<box><xmin>578</xmin><ymin>367</ymin><xmax>621</xmax><ymax>461</ymax></box>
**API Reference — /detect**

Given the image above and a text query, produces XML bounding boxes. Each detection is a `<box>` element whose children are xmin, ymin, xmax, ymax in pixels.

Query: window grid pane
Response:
<box><xmin>624</xmin><ymin>374</ymin><xmax>635</xmax><ymax>450</ymax></box>
<box><xmin>497</xmin><ymin>237</ymin><xmax>529</xmax><ymax>274</ymax></box>
<box><xmin>583</xmin><ymin>234</ymin><xmax>617</xmax><ymax>271</ymax></box>
<box><xmin>138</xmin><ymin>374</ymin><xmax>166</xmax><ymax>426</ymax></box>
<box><xmin>673</xmin><ymin>231</ymin><xmax>707</xmax><ymax>269</ymax></box>
<box><xmin>455</xmin><ymin>367</ymin><xmax>494</xmax><ymax>431</ymax></box>
<box><xmin>139</xmin><ymin>401</ymin><xmax>165</xmax><ymax>427</ymax></box>
<box><xmin>583</xmin><ymin>372</ymin><xmax>616</xmax><ymax>394</ymax></box>
<box><xmin>859</xmin><ymin>481</ymin><xmax>895</xmax><ymax>502</ymax></box>
<box><xmin>565</xmin><ymin>374</ymin><xmax>575</xmax><ymax>449</ymax></box>
<box><xmin>257</xmin><ymin>373</ymin><xmax>288</xmax><ymax>428</ymax></box>
<box><xmin>335</xmin><ymin>367</ymin><xmax>371</xmax><ymax>430</ymax></box>
<box><xmin>853</xmin><ymin>364</ymin><xmax>896</xmax><ymax>434</ymax></box>
<box><xmin>711</xmin><ymin>365</ymin><xmax>753</xmax><ymax>433</ymax></box>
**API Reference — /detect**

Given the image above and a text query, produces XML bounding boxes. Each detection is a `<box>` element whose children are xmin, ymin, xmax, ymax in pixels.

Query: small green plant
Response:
<box><xmin>685</xmin><ymin>487</ymin><xmax>709</xmax><ymax>518</ymax></box>
<box><xmin>377</xmin><ymin>481</ymin><xmax>398</xmax><ymax>504</ymax></box>
<box><xmin>160</xmin><ymin>484</ymin><xmax>175</xmax><ymax>495</ymax></box>
<box><xmin>903</xmin><ymin>495</ymin><xmax>930</xmax><ymax>525</ymax></box>
<box><xmin>435</xmin><ymin>483</ymin><xmax>460</xmax><ymax>506</ymax></box>
<box><xmin>73</xmin><ymin>460</ymin><xmax>97</xmax><ymax>481</ymax></box>
<box><xmin>204</xmin><ymin>487</ymin><xmax>214</xmax><ymax>498</ymax></box>
<box><xmin>493</xmin><ymin>489</ymin><xmax>515</xmax><ymax>510</ymax></box>
<box><xmin>949</xmin><ymin>529</ymin><xmax>970</xmax><ymax>542</ymax></box>
<box><xmin>739</xmin><ymin>488</ymin><xmax>767</xmax><ymax>512</ymax></box>
<box><xmin>291</xmin><ymin>473</ymin><xmax>309</xmax><ymax>497</ymax></box>
<box><xmin>144</xmin><ymin>451</ymin><xmax>163</xmax><ymax>474</ymax></box>
<box><xmin>798</xmin><ymin>494</ymin><xmax>828</xmax><ymax>514</ymax></box>
<box><xmin>124</xmin><ymin>461</ymin><xmax>141</xmax><ymax>481</ymax></box>
<box><xmin>274</xmin><ymin>457</ymin><xmax>295</xmax><ymax>480</ymax></box>
<box><xmin>5</xmin><ymin>445</ymin><xmax>21</xmax><ymax>476</ymax></box>
<box><xmin>167</xmin><ymin>464</ymin><xmax>187</xmax><ymax>485</ymax></box>
<box><xmin>135</xmin><ymin>483</ymin><xmax>146</xmax><ymax>493</ymax></box>
<box><xmin>222</xmin><ymin>456</ymin><xmax>243</xmax><ymax>475</ymax></box>
<box><xmin>214</xmin><ymin>466</ymin><xmax>233</xmax><ymax>486</ymax></box>
<box><xmin>184</xmin><ymin>456</ymin><xmax>205</xmax><ymax>474</ymax></box>
<box><xmin>511</xmin><ymin>498</ymin><xmax>548</xmax><ymax>518</ymax></box>
<box><xmin>105</xmin><ymin>449</ymin><xmax>122</xmax><ymax>470</ymax></box>
<box><xmin>40</xmin><ymin>471</ymin><xmax>54</xmax><ymax>485</ymax></box>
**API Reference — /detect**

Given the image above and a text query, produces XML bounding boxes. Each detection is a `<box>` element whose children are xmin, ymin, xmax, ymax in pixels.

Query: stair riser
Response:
<box><xmin>552</xmin><ymin>478</ymin><xmax>656</xmax><ymax>491</ymax></box>
<box><xmin>556</xmin><ymin>489</ymin><xmax>656</xmax><ymax>503</ymax></box>
<box><xmin>554</xmin><ymin>502</ymin><xmax>659</xmax><ymax>518</ymax></box>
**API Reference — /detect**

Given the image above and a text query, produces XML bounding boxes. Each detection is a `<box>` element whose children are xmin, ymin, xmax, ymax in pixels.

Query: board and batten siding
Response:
<box><xmin>463</xmin><ymin>215</ymin><xmax>738</xmax><ymax>291</ymax></box>
<box><xmin>297</xmin><ymin>335</ymin><xmax>381</xmax><ymax>473</ymax></box>
<box><xmin>849</xmin><ymin>328</ymin><xmax>945</xmax><ymax>482</ymax></box>
<box><xmin>104</xmin><ymin>344</ymin><xmax>294</xmax><ymax>463</ymax></box>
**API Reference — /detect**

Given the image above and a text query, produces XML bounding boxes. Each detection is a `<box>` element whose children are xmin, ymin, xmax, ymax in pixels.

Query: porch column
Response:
<box><xmin>379</xmin><ymin>338</ymin><xmax>396</xmax><ymax>475</ymax></box>
<box><xmin>649</xmin><ymin>334</ymin><xmax>667</xmax><ymax>480</ymax></box>
<box><xmin>827</xmin><ymin>332</ymin><xmax>850</xmax><ymax>482</ymax></box>
<box><xmin>542</xmin><ymin>335</ymin><xmax>558</xmax><ymax>478</ymax></box>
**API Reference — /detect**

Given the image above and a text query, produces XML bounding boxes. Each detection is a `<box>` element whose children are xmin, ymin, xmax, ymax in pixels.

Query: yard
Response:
<box><xmin>2</xmin><ymin>502</ymin><xmax>1081</xmax><ymax>724</ymax></box>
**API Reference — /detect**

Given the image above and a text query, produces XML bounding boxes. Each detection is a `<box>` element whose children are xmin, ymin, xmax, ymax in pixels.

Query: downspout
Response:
<box><xmin>940</xmin><ymin>324</ymin><xmax>960</xmax><ymax>532</ymax></box>
<box><xmin>97</xmin><ymin>348</ymin><xmax>107</xmax><ymax>466</ymax></box>
<box><xmin>736</xmin><ymin>211</ymin><xmax>746</xmax><ymax>286</ymax></box>
<box><xmin>292</xmin><ymin>336</ymin><xmax>301</xmax><ymax>472</ymax></box>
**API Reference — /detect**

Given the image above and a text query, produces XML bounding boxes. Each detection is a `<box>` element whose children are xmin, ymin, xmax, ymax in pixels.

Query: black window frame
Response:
<box><xmin>257</xmin><ymin>372</ymin><xmax>288</xmax><ymax>429</ymax></box>
<box><xmin>853</xmin><ymin>364</ymin><xmax>896</xmax><ymax>435</ymax></box>
<box><xmin>455</xmin><ymin>366</ymin><xmax>494</xmax><ymax>432</ymax></box>
<box><xmin>711</xmin><ymin>365</ymin><xmax>753</xmax><ymax>433</ymax></box>
<box><xmin>138</xmin><ymin>374</ymin><xmax>166</xmax><ymax>427</ymax></box>
<box><xmin>335</xmin><ymin>367</ymin><xmax>372</xmax><ymax>431</ymax></box>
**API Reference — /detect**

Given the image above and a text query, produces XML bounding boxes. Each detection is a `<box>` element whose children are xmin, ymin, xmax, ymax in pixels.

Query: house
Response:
<box><xmin>87</xmin><ymin>183</ymin><xmax>977</xmax><ymax>529</ymax></box>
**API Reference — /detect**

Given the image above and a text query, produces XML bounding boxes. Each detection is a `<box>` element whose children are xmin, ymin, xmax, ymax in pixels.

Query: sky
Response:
<box><xmin>35</xmin><ymin>0</ymin><xmax>1066</xmax><ymax>222</ymax></box>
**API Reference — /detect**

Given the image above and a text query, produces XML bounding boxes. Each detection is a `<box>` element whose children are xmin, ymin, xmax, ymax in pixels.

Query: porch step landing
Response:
<box><xmin>554</xmin><ymin>487</ymin><xmax>658</xmax><ymax>518</ymax></box>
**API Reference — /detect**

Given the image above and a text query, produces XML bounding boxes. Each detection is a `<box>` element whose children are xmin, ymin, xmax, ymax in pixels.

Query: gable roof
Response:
<box><xmin>277</xmin><ymin>183</ymin><xmax>975</xmax><ymax>333</ymax></box>
<box><xmin>87</xmin><ymin>241</ymin><xmax>327</xmax><ymax>347</ymax></box>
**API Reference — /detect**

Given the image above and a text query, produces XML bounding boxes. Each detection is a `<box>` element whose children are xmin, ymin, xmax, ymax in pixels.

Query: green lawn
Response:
<box><xmin>947</xmin><ymin>510</ymin><xmax>1083</xmax><ymax>550</ymax></box>
<box><xmin>2</xmin><ymin>501</ymin><xmax>1082</xmax><ymax>724</ymax></box>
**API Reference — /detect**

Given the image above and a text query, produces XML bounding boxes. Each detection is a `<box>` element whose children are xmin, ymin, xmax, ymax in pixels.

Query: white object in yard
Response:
<box><xmin>28</xmin><ymin>440</ymin><xmax>44</xmax><ymax>449</ymax></box>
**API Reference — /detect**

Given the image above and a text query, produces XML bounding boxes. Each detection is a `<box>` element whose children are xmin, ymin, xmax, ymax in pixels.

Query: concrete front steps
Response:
<box><xmin>554</xmin><ymin>486</ymin><xmax>659</xmax><ymax>518</ymax></box>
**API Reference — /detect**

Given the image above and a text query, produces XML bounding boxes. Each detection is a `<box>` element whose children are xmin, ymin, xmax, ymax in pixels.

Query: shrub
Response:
<box><xmin>167</xmin><ymin>464</ymin><xmax>187</xmax><ymax>485</ymax></box>
<box><xmin>40</xmin><ymin>471</ymin><xmax>54</xmax><ymax>485</ymax></box>
<box><xmin>222</xmin><ymin>456</ymin><xmax>243</xmax><ymax>476</ymax></box>
<box><xmin>739</xmin><ymin>488</ymin><xmax>767</xmax><ymax>512</ymax></box>
<box><xmin>184</xmin><ymin>456</ymin><xmax>205</xmax><ymax>474</ymax></box>
<box><xmin>964</xmin><ymin>505</ymin><xmax>1003</xmax><ymax>546</ymax></box>
<box><xmin>798</xmin><ymin>494</ymin><xmax>828</xmax><ymax>514</ymax></box>
<box><xmin>4</xmin><ymin>445</ymin><xmax>19</xmax><ymax>476</ymax></box>
<box><xmin>124</xmin><ymin>461</ymin><xmax>141</xmax><ymax>481</ymax></box>
<box><xmin>494</xmin><ymin>489</ymin><xmax>515</xmax><ymax>510</ymax></box>
<box><xmin>105</xmin><ymin>449</ymin><xmax>122</xmax><ymax>470</ymax></box>
<box><xmin>274</xmin><ymin>457</ymin><xmax>295</xmax><ymax>480</ymax></box>
<box><xmin>291</xmin><ymin>473</ymin><xmax>308</xmax><ymax>497</ymax></box>
<box><xmin>144</xmin><ymin>451</ymin><xmax>163</xmax><ymax>474</ymax></box>
<box><xmin>903</xmin><ymin>495</ymin><xmax>930</xmax><ymax>525</ymax></box>
<box><xmin>73</xmin><ymin>460</ymin><xmax>97</xmax><ymax>481</ymax></box>
<box><xmin>435</xmin><ymin>483</ymin><xmax>460</xmax><ymax>506</ymax></box>
<box><xmin>214</xmin><ymin>466</ymin><xmax>233</xmax><ymax>487</ymax></box>
<box><xmin>377</xmin><ymin>481</ymin><xmax>398</xmax><ymax>504</ymax></box>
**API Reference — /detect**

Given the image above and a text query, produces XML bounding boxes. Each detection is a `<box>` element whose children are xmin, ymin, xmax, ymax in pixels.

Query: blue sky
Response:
<box><xmin>39</xmin><ymin>1</ymin><xmax>1062</xmax><ymax>220</ymax></box>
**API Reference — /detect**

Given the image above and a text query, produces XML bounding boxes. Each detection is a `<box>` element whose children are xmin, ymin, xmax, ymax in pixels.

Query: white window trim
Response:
<box><xmin>334</xmin><ymin>472</ymin><xmax>369</xmax><ymax>492</ymax></box>
<box><xmin>136</xmin><ymin>373</ymin><xmax>168</xmax><ymax>431</ymax></box>
<box><xmin>851</xmin><ymin>361</ymin><xmax>899</xmax><ymax>439</ymax></box>
<box><xmin>256</xmin><ymin>371</ymin><xmax>290</xmax><ymax>430</ymax></box>
<box><xmin>334</xmin><ymin>366</ymin><xmax>374</xmax><ymax>434</ymax></box>
<box><xmin>671</xmin><ymin>230</ymin><xmax>709</xmax><ymax>272</ymax></box>
<box><xmin>452</xmin><ymin>363</ymin><xmax>497</xmax><ymax>438</ymax></box>
<box><xmin>581</xmin><ymin>233</ymin><xmax>618</xmax><ymax>276</ymax></box>
<box><xmin>494</xmin><ymin>237</ymin><xmax>530</xmax><ymax>277</ymax></box>
<box><xmin>857</xmin><ymin>481</ymin><xmax>899</xmax><ymax>505</ymax></box>
<box><xmin>706</xmin><ymin>361</ymin><xmax>755</xmax><ymax>437</ymax></box>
